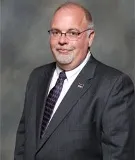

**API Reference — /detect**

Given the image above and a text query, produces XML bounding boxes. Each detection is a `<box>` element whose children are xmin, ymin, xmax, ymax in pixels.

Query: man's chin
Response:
<box><xmin>56</xmin><ymin>59</ymin><xmax>72</xmax><ymax>65</ymax></box>
<box><xmin>54</xmin><ymin>54</ymin><xmax>74</xmax><ymax>65</ymax></box>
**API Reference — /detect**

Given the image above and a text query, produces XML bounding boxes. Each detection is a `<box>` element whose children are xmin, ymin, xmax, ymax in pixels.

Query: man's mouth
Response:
<box><xmin>57</xmin><ymin>49</ymin><xmax>71</xmax><ymax>54</ymax></box>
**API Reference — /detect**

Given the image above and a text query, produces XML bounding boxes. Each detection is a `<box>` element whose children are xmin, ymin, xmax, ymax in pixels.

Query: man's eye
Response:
<box><xmin>52</xmin><ymin>31</ymin><xmax>60</xmax><ymax>35</ymax></box>
<box><xmin>68</xmin><ymin>31</ymin><xmax>79</xmax><ymax>36</ymax></box>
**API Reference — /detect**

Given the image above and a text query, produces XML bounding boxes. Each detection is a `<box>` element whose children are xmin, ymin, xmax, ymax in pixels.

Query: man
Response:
<box><xmin>14</xmin><ymin>2</ymin><xmax>135</xmax><ymax>160</ymax></box>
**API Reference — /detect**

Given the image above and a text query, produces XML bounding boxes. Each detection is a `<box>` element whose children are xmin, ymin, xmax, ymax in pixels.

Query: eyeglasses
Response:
<box><xmin>48</xmin><ymin>28</ymin><xmax>92</xmax><ymax>40</ymax></box>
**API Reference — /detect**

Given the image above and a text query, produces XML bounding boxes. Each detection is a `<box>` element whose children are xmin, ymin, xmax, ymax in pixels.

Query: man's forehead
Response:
<box><xmin>55</xmin><ymin>4</ymin><xmax>85</xmax><ymax>13</ymax></box>
<box><xmin>53</xmin><ymin>6</ymin><xmax>85</xmax><ymax>20</ymax></box>
<box><xmin>51</xmin><ymin>7</ymin><xmax>87</xmax><ymax>27</ymax></box>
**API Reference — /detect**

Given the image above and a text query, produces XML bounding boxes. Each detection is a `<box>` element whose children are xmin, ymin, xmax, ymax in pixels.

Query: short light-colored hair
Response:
<box><xmin>54</xmin><ymin>2</ymin><xmax>94</xmax><ymax>29</ymax></box>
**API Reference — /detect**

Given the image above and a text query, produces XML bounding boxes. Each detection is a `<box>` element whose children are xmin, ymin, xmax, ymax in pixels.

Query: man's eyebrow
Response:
<box><xmin>50</xmin><ymin>28</ymin><xmax>60</xmax><ymax>30</ymax></box>
<box><xmin>50</xmin><ymin>28</ymin><xmax>80</xmax><ymax>31</ymax></box>
<box><xmin>67</xmin><ymin>28</ymin><xmax>80</xmax><ymax>31</ymax></box>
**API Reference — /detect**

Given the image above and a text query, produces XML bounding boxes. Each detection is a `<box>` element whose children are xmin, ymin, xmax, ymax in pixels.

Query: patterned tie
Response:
<box><xmin>40</xmin><ymin>71</ymin><xmax>67</xmax><ymax>138</ymax></box>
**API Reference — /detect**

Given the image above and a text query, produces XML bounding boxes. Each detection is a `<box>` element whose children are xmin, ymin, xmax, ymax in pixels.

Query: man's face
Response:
<box><xmin>49</xmin><ymin>6</ymin><xmax>95</xmax><ymax>70</ymax></box>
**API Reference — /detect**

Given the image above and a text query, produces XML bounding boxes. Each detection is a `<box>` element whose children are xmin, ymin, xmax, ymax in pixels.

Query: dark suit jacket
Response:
<box><xmin>14</xmin><ymin>55</ymin><xmax>135</xmax><ymax>160</ymax></box>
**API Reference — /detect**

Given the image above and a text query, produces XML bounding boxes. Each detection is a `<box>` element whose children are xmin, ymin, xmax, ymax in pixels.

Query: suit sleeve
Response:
<box><xmin>14</xmin><ymin>109</ymin><xmax>25</xmax><ymax>160</ymax></box>
<box><xmin>101</xmin><ymin>74</ymin><xmax>135</xmax><ymax>160</ymax></box>
<box><xmin>14</xmin><ymin>71</ymin><xmax>33</xmax><ymax>160</ymax></box>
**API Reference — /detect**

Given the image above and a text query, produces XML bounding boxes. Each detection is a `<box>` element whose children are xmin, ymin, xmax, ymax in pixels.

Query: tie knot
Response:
<box><xmin>59</xmin><ymin>71</ymin><xmax>67</xmax><ymax>80</ymax></box>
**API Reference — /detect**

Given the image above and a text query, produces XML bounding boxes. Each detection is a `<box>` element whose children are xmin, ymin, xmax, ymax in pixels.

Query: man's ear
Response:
<box><xmin>88</xmin><ymin>31</ymin><xmax>95</xmax><ymax>47</ymax></box>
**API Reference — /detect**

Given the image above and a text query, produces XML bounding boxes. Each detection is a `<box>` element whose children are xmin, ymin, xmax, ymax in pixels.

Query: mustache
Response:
<box><xmin>56</xmin><ymin>47</ymin><xmax>74</xmax><ymax>51</ymax></box>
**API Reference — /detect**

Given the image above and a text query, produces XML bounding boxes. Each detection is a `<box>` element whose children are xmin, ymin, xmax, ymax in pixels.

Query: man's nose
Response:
<box><xmin>58</xmin><ymin>34</ymin><xmax>68</xmax><ymax>44</ymax></box>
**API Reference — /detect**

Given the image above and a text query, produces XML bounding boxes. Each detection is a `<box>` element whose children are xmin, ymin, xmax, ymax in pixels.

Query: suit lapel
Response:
<box><xmin>36</xmin><ymin>55</ymin><xmax>98</xmax><ymax>152</ymax></box>
<box><xmin>36</xmin><ymin>63</ymin><xmax>56</xmax><ymax>144</ymax></box>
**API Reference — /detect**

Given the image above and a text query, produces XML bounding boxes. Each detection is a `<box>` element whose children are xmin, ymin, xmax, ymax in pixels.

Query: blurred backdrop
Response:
<box><xmin>1</xmin><ymin>0</ymin><xmax>135</xmax><ymax>159</ymax></box>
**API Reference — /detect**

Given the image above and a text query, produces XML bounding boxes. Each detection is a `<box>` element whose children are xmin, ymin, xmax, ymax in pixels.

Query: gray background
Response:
<box><xmin>1</xmin><ymin>0</ymin><xmax>135</xmax><ymax>159</ymax></box>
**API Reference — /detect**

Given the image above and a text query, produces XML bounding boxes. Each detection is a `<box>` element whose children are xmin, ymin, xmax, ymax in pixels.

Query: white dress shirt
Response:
<box><xmin>47</xmin><ymin>52</ymin><xmax>91</xmax><ymax>124</ymax></box>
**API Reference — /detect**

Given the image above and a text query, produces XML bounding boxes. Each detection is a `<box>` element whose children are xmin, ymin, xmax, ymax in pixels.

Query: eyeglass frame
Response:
<box><xmin>48</xmin><ymin>28</ymin><xmax>93</xmax><ymax>40</ymax></box>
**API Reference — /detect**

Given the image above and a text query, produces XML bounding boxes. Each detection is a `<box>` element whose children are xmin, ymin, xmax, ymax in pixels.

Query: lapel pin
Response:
<box><xmin>77</xmin><ymin>83</ymin><xmax>84</xmax><ymax>89</ymax></box>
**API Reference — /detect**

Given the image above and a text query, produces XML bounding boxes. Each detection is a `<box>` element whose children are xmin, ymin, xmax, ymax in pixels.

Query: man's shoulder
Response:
<box><xmin>27</xmin><ymin>62</ymin><xmax>55</xmax><ymax>83</ymax></box>
<box><xmin>91</xmin><ymin>56</ymin><xmax>134</xmax><ymax>94</ymax></box>
<box><xmin>92</xmin><ymin>56</ymin><xmax>124</xmax><ymax>77</ymax></box>
<box><xmin>30</xmin><ymin>62</ymin><xmax>55</xmax><ymax>76</ymax></box>
<box><xmin>91</xmin><ymin>56</ymin><xmax>134</xmax><ymax>85</ymax></box>
<box><xmin>33</xmin><ymin>62</ymin><xmax>56</xmax><ymax>73</ymax></box>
